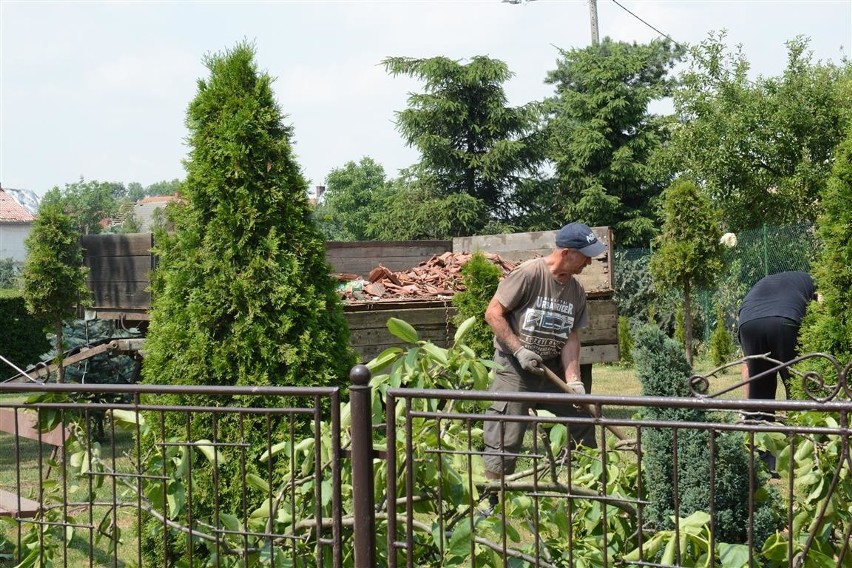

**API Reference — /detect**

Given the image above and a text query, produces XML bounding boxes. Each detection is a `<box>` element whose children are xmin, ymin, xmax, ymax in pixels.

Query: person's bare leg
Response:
<box><xmin>741</xmin><ymin>363</ymin><xmax>750</xmax><ymax>398</ymax></box>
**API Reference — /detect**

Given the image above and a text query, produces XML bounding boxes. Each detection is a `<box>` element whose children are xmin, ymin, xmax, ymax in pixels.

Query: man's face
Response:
<box><xmin>557</xmin><ymin>248</ymin><xmax>592</xmax><ymax>281</ymax></box>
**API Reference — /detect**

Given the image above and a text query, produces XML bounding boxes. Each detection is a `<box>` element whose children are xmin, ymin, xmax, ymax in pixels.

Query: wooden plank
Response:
<box><xmin>81</xmin><ymin>233</ymin><xmax>153</xmax><ymax>257</ymax></box>
<box><xmin>580</xmin><ymin>343</ymin><xmax>619</xmax><ymax>364</ymax></box>
<box><xmin>349</xmin><ymin>326</ymin><xmax>450</xmax><ymax>348</ymax></box>
<box><xmin>327</xmin><ymin>240</ymin><xmax>451</xmax><ymax>252</ymax></box>
<box><xmin>452</xmin><ymin>227</ymin><xmax>613</xmax><ymax>293</ymax></box>
<box><xmin>0</xmin><ymin>489</ymin><xmax>40</xmax><ymax>518</ymax></box>
<box><xmin>577</xmin><ymin>325</ymin><xmax>618</xmax><ymax>346</ymax></box>
<box><xmin>83</xmin><ymin>309</ymin><xmax>150</xmax><ymax>322</ymax></box>
<box><xmin>87</xmin><ymin>283</ymin><xmax>150</xmax><ymax>309</ymax></box>
<box><xmin>0</xmin><ymin>408</ymin><xmax>66</xmax><ymax>446</ymax></box>
<box><xmin>346</xmin><ymin>298</ymin><xmax>619</xmax><ymax>364</ymax></box>
<box><xmin>326</xmin><ymin>241</ymin><xmax>451</xmax><ymax>275</ymax></box>
<box><xmin>344</xmin><ymin>307</ymin><xmax>452</xmax><ymax>330</ymax></box>
<box><xmin>84</xmin><ymin>256</ymin><xmax>153</xmax><ymax>282</ymax></box>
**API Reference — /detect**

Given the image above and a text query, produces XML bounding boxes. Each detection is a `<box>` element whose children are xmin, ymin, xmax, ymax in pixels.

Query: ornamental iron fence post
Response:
<box><xmin>349</xmin><ymin>364</ymin><xmax>376</xmax><ymax>566</ymax></box>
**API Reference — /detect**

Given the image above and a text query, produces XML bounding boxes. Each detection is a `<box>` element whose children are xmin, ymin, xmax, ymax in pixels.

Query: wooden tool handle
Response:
<box><xmin>535</xmin><ymin>363</ymin><xmax>629</xmax><ymax>442</ymax></box>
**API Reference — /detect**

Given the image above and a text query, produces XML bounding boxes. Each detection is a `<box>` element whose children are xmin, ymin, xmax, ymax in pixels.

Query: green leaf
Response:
<box><xmin>194</xmin><ymin>439</ymin><xmax>225</xmax><ymax>464</ymax></box>
<box><xmin>421</xmin><ymin>343</ymin><xmax>449</xmax><ymax>366</ymax></box>
<box><xmin>250</xmin><ymin>498</ymin><xmax>274</xmax><ymax>519</ymax></box>
<box><xmin>366</xmin><ymin>347</ymin><xmax>402</xmax><ymax>372</ymax></box>
<box><xmin>718</xmin><ymin>543</ymin><xmax>749</xmax><ymax>567</ymax></box>
<box><xmin>680</xmin><ymin>510</ymin><xmax>711</xmax><ymax>529</ymax></box>
<box><xmin>661</xmin><ymin>530</ymin><xmax>678</xmax><ymax>565</ymax></box>
<box><xmin>448</xmin><ymin>519</ymin><xmax>473</xmax><ymax>557</ymax></box>
<box><xmin>259</xmin><ymin>440</ymin><xmax>292</xmax><ymax>462</ymax></box>
<box><xmin>246</xmin><ymin>473</ymin><xmax>271</xmax><ymax>493</ymax></box>
<box><xmin>219</xmin><ymin>513</ymin><xmax>242</xmax><ymax>533</ymax></box>
<box><xmin>453</xmin><ymin>316</ymin><xmax>476</xmax><ymax>343</ymax></box>
<box><xmin>110</xmin><ymin>409</ymin><xmax>145</xmax><ymax>427</ymax></box>
<box><xmin>167</xmin><ymin>482</ymin><xmax>186</xmax><ymax>519</ymax></box>
<box><xmin>504</xmin><ymin>521</ymin><xmax>521</xmax><ymax>543</ymax></box>
<box><xmin>387</xmin><ymin>317</ymin><xmax>419</xmax><ymax>343</ymax></box>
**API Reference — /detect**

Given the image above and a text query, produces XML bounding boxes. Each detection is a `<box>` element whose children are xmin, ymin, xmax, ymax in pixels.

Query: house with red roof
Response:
<box><xmin>133</xmin><ymin>193</ymin><xmax>181</xmax><ymax>231</ymax></box>
<box><xmin>0</xmin><ymin>186</ymin><xmax>36</xmax><ymax>262</ymax></box>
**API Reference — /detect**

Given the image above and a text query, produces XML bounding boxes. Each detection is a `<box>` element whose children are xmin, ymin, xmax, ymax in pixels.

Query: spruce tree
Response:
<box><xmin>140</xmin><ymin>43</ymin><xmax>356</xmax><ymax>562</ymax></box>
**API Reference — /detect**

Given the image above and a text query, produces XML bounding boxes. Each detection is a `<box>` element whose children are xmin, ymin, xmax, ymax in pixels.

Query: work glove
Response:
<box><xmin>564</xmin><ymin>381</ymin><xmax>586</xmax><ymax>395</ymax></box>
<box><xmin>513</xmin><ymin>347</ymin><xmax>544</xmax><ymax>375</ymax></box>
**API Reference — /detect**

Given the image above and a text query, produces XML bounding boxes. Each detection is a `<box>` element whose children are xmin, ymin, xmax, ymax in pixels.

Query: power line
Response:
<box><xmin>609</xmin><ymin>0</ymin><xmax>687</xmax><ymax>51</ymax></box>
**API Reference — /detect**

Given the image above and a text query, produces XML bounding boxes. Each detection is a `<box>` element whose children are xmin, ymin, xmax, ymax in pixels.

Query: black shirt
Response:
<box><xmin>738</xmin><ymin>271</ymin><xmax>815</xmax><ymax>326</ymax></box>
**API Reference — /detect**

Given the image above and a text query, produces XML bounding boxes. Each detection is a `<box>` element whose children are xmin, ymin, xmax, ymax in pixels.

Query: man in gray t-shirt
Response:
<box><xmin>482</xmin><ymin>222</ymin><xmax>605</xmax><ymax>481</ymax></box>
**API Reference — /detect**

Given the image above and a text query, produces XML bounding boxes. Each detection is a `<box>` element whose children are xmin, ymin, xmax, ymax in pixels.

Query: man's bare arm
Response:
<box><xmin>484</xmin><ymin>296</ymin><xmax>521</xmax><ymax>354</ymax></box>
<box><xmin>560</xmin><ymin>330</ymin><xmax>581</xmax><ymax>384</ymax></box>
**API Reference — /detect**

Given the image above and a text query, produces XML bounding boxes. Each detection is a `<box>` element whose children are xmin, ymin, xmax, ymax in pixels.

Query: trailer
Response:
<box><xmin>78</xmin><ymin>229</ymin><xmax>618</xmax><ymax>371</ymax></box>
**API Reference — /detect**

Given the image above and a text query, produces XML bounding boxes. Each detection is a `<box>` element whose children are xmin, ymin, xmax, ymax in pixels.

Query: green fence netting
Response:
<box><xmin>614</xmin><ymin>221</ymin><xmax>821</xmax><ymax>348</ymax></box>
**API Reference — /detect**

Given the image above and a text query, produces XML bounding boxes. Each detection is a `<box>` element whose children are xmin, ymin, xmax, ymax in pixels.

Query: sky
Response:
<box><xmin>1</xmin><ymin>0</ymin><xmax>850</xmax><ymax>198</ymax></box>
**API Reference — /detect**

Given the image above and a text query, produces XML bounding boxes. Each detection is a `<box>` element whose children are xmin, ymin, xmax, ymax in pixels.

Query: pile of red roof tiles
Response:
<box><xmin>335</xmin><ymin>252</ymin><xmax>517</xmax><ymax>303</ymax></box>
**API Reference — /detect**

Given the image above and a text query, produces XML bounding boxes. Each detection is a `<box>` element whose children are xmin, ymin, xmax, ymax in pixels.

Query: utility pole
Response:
<box><xmin>504</xmin><ymin>0</ymin><xmax>600</xmax><ymax>46</ymax></box>
<box><xmin>589</xmin><ymin>0</ymin><xmax>600</xmax><ymax>45</ymax></box>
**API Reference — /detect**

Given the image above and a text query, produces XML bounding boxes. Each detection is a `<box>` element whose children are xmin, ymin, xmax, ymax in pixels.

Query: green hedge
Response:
<box><xmin>0</xmin><ymin>292</ymin><xmax>50</xmax><ymax>377</ymax></box>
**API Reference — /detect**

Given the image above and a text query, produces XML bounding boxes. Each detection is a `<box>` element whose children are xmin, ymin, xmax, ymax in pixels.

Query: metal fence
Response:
<box><xmin>0</xmin><ymin>382</ymin><xmax>343</xmax><ymax>567</ymax></box>
<box><xmin>2</xmin><ymin>356</ymin><xmax>852</xmax><ymax>567</ymax></box>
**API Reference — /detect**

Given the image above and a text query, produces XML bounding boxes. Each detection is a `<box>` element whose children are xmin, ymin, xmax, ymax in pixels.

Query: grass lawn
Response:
<box><xmin>0</xmin><ymin>426</ymin><xmax>138</xmax><ymax>567</ymax></box>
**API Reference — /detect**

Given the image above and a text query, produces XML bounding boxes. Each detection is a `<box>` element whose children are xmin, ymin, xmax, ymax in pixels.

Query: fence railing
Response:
<box><xmin>2</xmin><ymin>356</ymin><xmax>852</xmax><ymax>567</ymax></box>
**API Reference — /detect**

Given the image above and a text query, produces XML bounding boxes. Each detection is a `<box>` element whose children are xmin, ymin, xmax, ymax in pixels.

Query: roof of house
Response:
<box><xmin>0</xmin><ymin>188</ymin><xmax>35</xmax><ymax>222</ymax></box>
<box><xmin>138</xmin><ymin>194</ymin><xmax>180</xmax><ymax>204</ymax></box>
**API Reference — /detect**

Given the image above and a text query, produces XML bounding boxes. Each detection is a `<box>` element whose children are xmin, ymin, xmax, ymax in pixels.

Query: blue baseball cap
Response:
<box><xmin>555</xmin><ymin>223</ymin><xmax>606</xmax><ymax>257</ymax></box>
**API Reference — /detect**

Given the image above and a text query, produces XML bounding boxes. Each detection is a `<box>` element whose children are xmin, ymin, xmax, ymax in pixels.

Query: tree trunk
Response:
<box><xmin>684</xmin><ymin>281</ymin><xmax>693</xmax><ymax>366</ymax></box>
<box><xmin>54</xmin><ymin>321</ymin><xmax>64</xmax><ymax>383</ymax></box>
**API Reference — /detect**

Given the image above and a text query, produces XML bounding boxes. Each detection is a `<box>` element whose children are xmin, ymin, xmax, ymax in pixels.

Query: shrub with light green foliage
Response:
<box><xmin>708</xmin><ymin>303</ymin><xmax>734</xmax><ymax>366</ymax></box>
<box><xmin>21</xmin><ymin>199</ymin><xmax>90</xmax><ymax>383</ymax></box>
<box><xmin>139</xmin><ymin>42</ymin><xmax>356</xmax><ymax>566</ymax></box>
<box><xmin>799</xmin><ymin>130</ymin><xmax>852</xmax><ymax>393</ymax></box>
<box><xmin>650</xmin><ymin>178</ymin><xmax>723</xmax><ymax>365</ymax></box>
<box><xmin>451</xmin><ymin>252</ymin><xmax>502</xmax><ymax>359</ymax></box>
<box><xmin>617</xmin><ymin>315</ymin><xmax>633</xmax><ymax>367</ymax></box>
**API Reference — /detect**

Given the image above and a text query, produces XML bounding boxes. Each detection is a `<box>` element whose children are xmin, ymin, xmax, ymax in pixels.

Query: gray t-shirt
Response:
<box><xmin>493</xmin><ymin>257</ymin><xmax>589</xmax><ymax>360</ymax></box>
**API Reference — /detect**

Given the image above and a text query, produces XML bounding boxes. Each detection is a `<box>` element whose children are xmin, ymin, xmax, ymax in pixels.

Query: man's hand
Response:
<box><xmin>513</xmin><ymin>347</ymin><xmax>545</xmax><ymax>375</ymax></box>
<box><xmin>564</xmin><ymin>381</ymin><xmax>585</xmax><ymax>395</ymax></box>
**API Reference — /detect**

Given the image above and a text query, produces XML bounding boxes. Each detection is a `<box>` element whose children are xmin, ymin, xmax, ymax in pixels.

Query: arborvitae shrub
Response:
<box><xmin>139</xmin><ymin>43</ymin><xmax>356</xmax><ymax>565</ymax></box>
<box><xmin>617</xmin><ymin>315</ymin><xmax>633</xmax><ymax>367</ymax></box>
<box><xmin>634</xmin><ymin>324</ymin><xmax>781</xmax><ymax>546</ymax></box>
<box><xmin>0</xmin><ymin>293</ymin><xmax>50</xmax><ymax>376</ymax></box>
<box><xmin>452</xmin><ymin>252</ymin><xmax>501</xmax><ymax>358</ymax></box>
<box><xmin>799</xmin><ymin>133</ymin><xmax>852</xmax><ymax>396</ymax></box>
<box><xmin>708</xmin><ymin>303</ymin><xmax>734</xmax><ymax>367</ymax></box>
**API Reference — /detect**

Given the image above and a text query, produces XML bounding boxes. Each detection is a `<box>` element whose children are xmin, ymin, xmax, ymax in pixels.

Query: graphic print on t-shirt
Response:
<box><xmin>519</xmin><ymin>296</ymin><xmax>575</xmax><ymax>359</ymax></box>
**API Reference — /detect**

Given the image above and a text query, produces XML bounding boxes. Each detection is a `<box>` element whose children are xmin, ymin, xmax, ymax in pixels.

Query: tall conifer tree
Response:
<box><xmin>140</xmin><ymin>46</ymin><xmax>355</xmax><ymax>558</ymax></box>
<box><xmin>143</xmin><ymin>42</ymin><xmax>354</xmax><ymax>393</ymax></box>
<box><xmin>22</xmin><ymin>198</ymin><xmax>89</xmax><ymax>382</ymax></box>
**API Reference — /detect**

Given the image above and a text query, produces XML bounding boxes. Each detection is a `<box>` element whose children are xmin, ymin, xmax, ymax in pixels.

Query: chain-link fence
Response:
<box><xmin>614</xmin><ymin>222</ymin><xmax>821</xmax><ymax>349</ymax></box>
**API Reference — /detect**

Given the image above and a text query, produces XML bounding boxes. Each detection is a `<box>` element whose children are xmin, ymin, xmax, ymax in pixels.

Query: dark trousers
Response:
<box><xmin>739</xmin><ymin>316</ymin><xmax>800</xmax><ymax>420</ymax></box>
<box><xmin>483</xmin><ymin>351</ymin><xmax>595</xmax><ymax>475</ymax></box>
